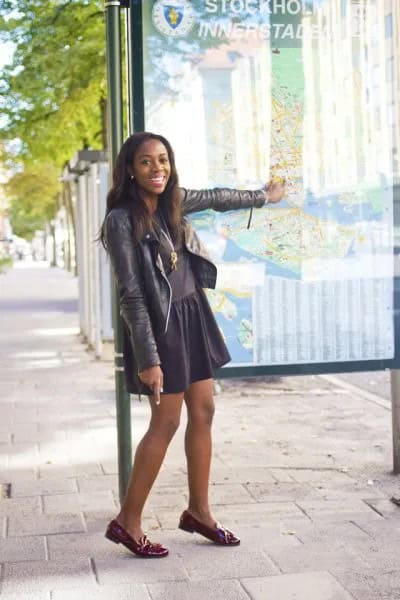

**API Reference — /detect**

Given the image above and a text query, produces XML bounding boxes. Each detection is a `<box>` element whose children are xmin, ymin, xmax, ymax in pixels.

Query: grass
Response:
<box><xmin>0</xmin><ymin>256</ymin><xmax>13</xmax><ymax>273</ymax></box>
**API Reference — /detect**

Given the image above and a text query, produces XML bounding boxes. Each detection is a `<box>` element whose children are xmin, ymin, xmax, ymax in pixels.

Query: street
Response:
<box><xmin>0</xmin><ymin>264</ymin><xmax>400</xmax><ymax>599</ymax></box>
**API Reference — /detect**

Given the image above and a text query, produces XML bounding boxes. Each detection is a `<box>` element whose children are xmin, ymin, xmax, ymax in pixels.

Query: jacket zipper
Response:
<box><xmin>155</xmin><ymin>256</ymin><xmax>173</xmax><ymax>334</ymax></box>
<box><xmin>161</xmin><ymin>271</ymin><xmax>172</xmax><ymax>334</ymax></box>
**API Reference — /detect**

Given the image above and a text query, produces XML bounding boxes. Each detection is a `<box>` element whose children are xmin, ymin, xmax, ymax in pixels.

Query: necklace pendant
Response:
<box><xmin>170</xmin><ymin>251</ymin><xmax>178</xmax><ymax>271</ymax></box>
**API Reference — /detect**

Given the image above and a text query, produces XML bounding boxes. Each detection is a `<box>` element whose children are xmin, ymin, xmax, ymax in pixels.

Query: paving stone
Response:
<box><xmin>290</xmin><ymin>520</ymin><xmax>371</xmax><ymax>546</ymax></box>
<box><xmin>94</xmin><ymin>555</ymin><xmax>188</xmax><ymax>584</ymax></box>
<box><xmin>36</xmin><ymin>464</ymin><xmax>102</xmax><ymax>480</ymax></box>
<box><xmin>0</xmin><ymin>431</ymin><xmax>11</xmax><ymax>443</ymax></box>
<box><xmin>47</xmin><ymin>532</ymin><xmax>119</xmax><ymax>560</ymax></box>
<box><xmin>69</xmin><ymin>463</ymin><xmax>104</xmax><ymax>477</ymax></box>
<box><xmin>349</xmin><ymin>516</ymin><xmax>400</xmax><ymax>539</ymax></box>
<box><xmin>0</xmin><ymin>593</ymin><xmax>50</xmax><ymax>600</ymax></box>
<box><xmin>206</xmin><ymin>501</ymin><xmax>307</xmax><ymax>524</ymax></box>
<box><xmin>1</xmin><ymin>442</ymin><xmax>40</xmax><ymax>455</ymax></box>
<box><xmin>1</xmin><ymin>559</ymin><xmax>95</xmax><ymax>593</ymax></box>
<box><xmin>144</xmin><ymin>485</ymin><xmax>188</xmax><ymax>510</ymax></box>
<box><xmin>296</xmin><ymin>499</ymin><xmax>380</xmax><ymax>520</ymax></box>
<box><xmin>8</xmin><ymin>425</ymin><xmax>41</xmax><ymax>439</ymax></box>
<box><xmin>312</xmin><ymin>485</ymin><xmax>386</xmax><ymax>501</ymax></box>
<box><xmin>7</xmin><ymin>445</ymin><xmax>41</xmax><ymax>470</ymax></box>
<box><xmin>0</xmin><ymin>496</ymin><xmax>41</xmax><ymax>517</ymax></box>
<box><xmin>51</xmin><ymin>584</ymin><xmax>151</xmax><ymax>600</ymax></box>
<box><xmin>0</xmin><ymin>468</ymin><xmax>38</xmax><ymax>481</ymax></box>
<box><xmin>216</xmin><ymin>452</ymin><xmax>290</xmax><ymax>469</ymax></box>
<box><xmin>182</xmin><ymin>546</ymin><xmax>278</xmax><ymax>581</ymax></box>
<box><xmin>287</xmin><ymin>469</ymin><xmax>356</xmax><ymax>484</ymax></box>
<box><xmin>1</xmin><ymin>516</ymin><xmax>6</xmax><ymax>537</ymax></box>
<box><xmin>0</xmin><ymin>453</ymin><xmax>8</xmax><ymax>469</ymax></box>
<box><xmin>174</xmin><ymin>522</ymin><xmax>302</xmax><ymax>559</ymax></box>
<box><xmin>363</xmin><ymin>498</ymin><xmax>400</xmax><ymax>518</ymax></box>
<box><xmin>76</xmin><ymin>475</ymin><xmax>118</xmax><ymax>493</ymax></box>
<box><xmin>80</xmin><ymin>510</ymin><xmax>158</xmax><ymax>536</ymax></box>
<box><xmin>0</xmin><ymin>535</ymin><xmax>46</xmax><ymax>562</ymax></box>
<box><xmin>346</xmin><ymin>537</ymin><xmax>400</xmax><ymax>572</ymax></box>
<box><xmin>153</xmin><ymin>510</ymin><xmax>192</xmax><ymax>530</ymax></box>
<box><xmin>158</xmin><ymin>502</ymin><xmax>309</xmax><ymax>530</ymax></box>
<box><xmin>241</xmin><ymin>571</ymin><xmax>353</xmax><ymax>600</ymax></box>
<box><xmin>152</xmin><ymin>468</ymin><xmax>187</xmax><ymax>487</ymax></box>
<box><xmin>99</xmin><ymin>461</ymin><xmax>118</xmax><ymax>475</ymax></box>
<box><xmin>43</xmin><ymin>491</ymin><xmax>117</xmax><ymax>514</ymax></box>
<box><xmin>38</xmin><ymin>465</ymin><xmax>75</xmax><ymax>478</ymax></box>
<box><xmin>6</xmin><ymin>410</ymin><xmax>39</xmax><ymax>424</ymax></box>
<box><xmin>38</xmin><ymin>443</ymin><xmax>73</xmax><ymax>463</ymax></box>
<box><xmin>13</xmin><ymin>430</ymin><xmax>67</xmax><ymax>443</ymax></box>
<box><xmin>208</xmin><ymin>467</ymin><xmax>242</xmax><ymax>485</ymax></box>
<box><xmin>147</xmin><ymin>579</ymin><xmax>250</xmax><ymax>600</ymax></box>
<box><xmin>230</xmin><ymin>524</ymin><xmax>302</xmax><ymax>551</ymax></box>
<box><xmin>332</xmin><ymin>567</ymin><xmax>400</xmax><ymax>600</ymax></box>
<box><xmin>210</xmin><ymin>466</ymin><xmax>276</xmax><ymax>485</ymax></box>
<box><xmin>208</xmin><ymin>483</ymin><xmax>257</xmax><ymax>505</ymax></box>
<box><xmin>269</xmin><ymin>468</ymin><xmax>297</xmax><ymax>483</ymax></box>
<box><xmin>8</xmin><ymin>513</ymin><xmax>85</xmax><ymax>537</ymax></box>
<box><xmin>267</xmin><ymin>540</ymin><xmax>369</xmax><ymax>574</ymax></box>
<box><xmin>11</xmin><ymin>478</ymin><xmax>77</xmax><ymax>497</ymax></box>
<box><xmin>245</xmin><ymin>481</ymin><xmax>318</xmax><ymax>503</ymax></box>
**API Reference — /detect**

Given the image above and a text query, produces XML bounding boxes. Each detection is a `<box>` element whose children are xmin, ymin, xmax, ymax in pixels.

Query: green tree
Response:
<box><xmin>0</xmin><ymin>0</ymin><xmax>107</xmax><ymax>238</ymax></box>
<box><xmin>0</xmin><ymin>0</ymin><xmax>107</xmax><ymax>169</ymax></box>
<box><xmin>6</xmin><ymin>163</ymin><xmax>60</xmax><ymax>239</ymax></box>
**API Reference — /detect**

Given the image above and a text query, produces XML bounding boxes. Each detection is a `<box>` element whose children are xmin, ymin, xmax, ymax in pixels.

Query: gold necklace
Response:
<box><xmin>158</xmin><ymin>211</ymin><xmax>178</xmax><ymax>271</ymax></box>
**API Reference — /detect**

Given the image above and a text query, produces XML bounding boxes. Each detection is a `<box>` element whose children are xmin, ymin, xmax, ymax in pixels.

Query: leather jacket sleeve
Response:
<box><xmin>181</xmin><ymin>187</ymin><xmax>267</xmax><ymax>215</ymax></box>
<box><xmin>104</xmin><ymin>209</ymin><xmax>161</xmax><ymax>373</ymax></box>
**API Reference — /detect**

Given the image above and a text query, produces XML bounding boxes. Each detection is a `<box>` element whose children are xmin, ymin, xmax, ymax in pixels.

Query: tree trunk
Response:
<box><xmin>100</xmin><ymin>95</ymin><xmax>108</xmax><ymax>150</ymax></box>
<box><xmin>64</xmin><ymin>180</ymin><xmax>78</xmax><ymax>276</ymax></box>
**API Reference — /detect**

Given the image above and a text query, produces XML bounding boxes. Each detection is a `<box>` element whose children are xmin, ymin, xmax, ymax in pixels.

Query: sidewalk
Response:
<box><xmin>1</xmin><ymin>264</ymin><xmax>400</xmax><ymax>600</ymax></box>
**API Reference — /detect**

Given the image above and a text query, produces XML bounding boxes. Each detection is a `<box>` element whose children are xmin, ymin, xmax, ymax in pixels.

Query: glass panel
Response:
<box><xmin>385</xmin><ymin>13</ymin><xmax>393</xmax><ymax>39</ymax></box>
<box><xmin>142</xmin><ymin>0</ymin><xmax>398</xmax><ymax>368</ymax></box>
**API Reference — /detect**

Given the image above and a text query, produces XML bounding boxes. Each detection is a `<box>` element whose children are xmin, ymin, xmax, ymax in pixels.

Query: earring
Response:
<box><xmin>130</xmin><ymin>174</ymin><xmax>135</xmax><ymax>181</ymax></box>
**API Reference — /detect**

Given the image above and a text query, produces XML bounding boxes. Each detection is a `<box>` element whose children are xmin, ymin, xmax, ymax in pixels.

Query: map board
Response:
<box><xmin>140</xmin><ymin>0</ymin><xmax>399</xmax><ymax>375</ymax></box>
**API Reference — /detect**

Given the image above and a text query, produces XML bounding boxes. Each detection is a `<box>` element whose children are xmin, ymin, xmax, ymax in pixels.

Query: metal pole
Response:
<box><xmin>391</xmin><ymin>370</ymin><xmax>400</xmax><ymax>474</ymax></box>
<box><xmin>128</xmin><ymin>0</ymin><xmax>145</xmax><ymax>133</ymax></box>
<box><xmin>104</xmin><ymin>0</ymin><xmax>132</xmax><ymax>503</ymax></box>
<box><xmin>124</xmin><ymin>2</ymin><xmax>132</xmax><ymax>136</ymax></box>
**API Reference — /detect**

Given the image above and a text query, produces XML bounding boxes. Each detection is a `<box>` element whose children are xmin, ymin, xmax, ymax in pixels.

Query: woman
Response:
<box><xmin>100</xmin><ymin>132</ymin><xmax>285</xmax><ymax>558</ymax></box>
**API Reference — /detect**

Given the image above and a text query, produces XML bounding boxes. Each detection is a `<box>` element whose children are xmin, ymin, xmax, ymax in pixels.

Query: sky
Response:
<box><xmin>0</xmin><ymin>41</ymin><xmax>15</xmax><ymax>69</ymax></box>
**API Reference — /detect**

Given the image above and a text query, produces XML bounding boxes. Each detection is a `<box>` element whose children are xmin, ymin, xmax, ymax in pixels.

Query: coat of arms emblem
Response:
<box><xmin>164</xmin><ymin>5</ymin><xmax>184</xmax><ymax>29</ymax></box>
<box><xmin>152</xmin><ymin>0</ymin><xmax>195</xmax><ymax>37</ymax></box>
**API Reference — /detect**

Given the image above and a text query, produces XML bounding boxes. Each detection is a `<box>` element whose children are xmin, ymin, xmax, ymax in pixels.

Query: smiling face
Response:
<box><xmin>132</xmin><ymin>139</ymin><xmax>171</xmax><ymax>198</ymax></box>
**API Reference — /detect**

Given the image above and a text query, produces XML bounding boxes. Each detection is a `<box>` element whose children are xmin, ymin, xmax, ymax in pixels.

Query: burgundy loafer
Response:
<box><xmin>105</xmin><ymin>519</ymin><xmax>169</xmax><ymax>558</ymax></box>
<box><xmin>178</xmin><ymin>510</ymin><xmax>240</xmax><ymax>546</ymax></box>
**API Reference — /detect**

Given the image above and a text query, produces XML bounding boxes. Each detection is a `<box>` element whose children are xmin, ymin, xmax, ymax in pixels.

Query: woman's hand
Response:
<box><xmin>139</xmin><ymin>365</ymin><xmax>164</xmax><ymax>405</ymax></box>
<box><xmin>266</xmin><ymin>176</ymin><xmax>286</xmax><ymax>204</ymax></box>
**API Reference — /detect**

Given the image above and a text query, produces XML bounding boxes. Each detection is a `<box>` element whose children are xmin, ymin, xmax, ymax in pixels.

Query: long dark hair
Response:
<box><xmin>99</xmin><ymin>132</ymin><xmax>182</xmax><ymax>249</ymax></box>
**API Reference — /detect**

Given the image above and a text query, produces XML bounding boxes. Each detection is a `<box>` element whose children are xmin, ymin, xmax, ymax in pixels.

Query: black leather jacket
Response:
<box><xmin>104</xmin><ymin>186</ymin><xmax>266</xmax><ymax>394</ymax></box>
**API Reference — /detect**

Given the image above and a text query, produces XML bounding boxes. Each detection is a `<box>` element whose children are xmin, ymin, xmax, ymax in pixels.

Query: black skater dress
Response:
<box><xmin>150</xmin><ymin>211</ymin><xmax>231</xmax><ymax>395</ymax></box>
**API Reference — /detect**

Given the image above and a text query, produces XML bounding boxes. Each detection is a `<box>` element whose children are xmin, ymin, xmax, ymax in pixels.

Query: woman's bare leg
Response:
<box><xmin>117</xmin><ymin>392</ymin><xmax>184</xmax><ymax>540</ymax></box>
<box><xmin>184</xmin><ymin>379</ymin><xmax>217</xmax><ymax>528</ymax></box>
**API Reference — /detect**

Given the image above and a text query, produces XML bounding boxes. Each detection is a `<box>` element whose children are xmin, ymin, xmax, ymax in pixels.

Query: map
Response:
<box><xmin>142</xmin><ymin>3</ymin><xmax>396</xmax><ymax>368</ymax></box>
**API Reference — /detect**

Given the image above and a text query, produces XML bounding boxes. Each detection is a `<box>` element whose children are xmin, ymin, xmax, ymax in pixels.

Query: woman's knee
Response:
<box><xmin>188</xmin><ymin>399</ymin><xmax>215</xmax><ymax>427</ymax></box>
<box><xmin>149</xmin><ymin>413</ymin><xmax>181</xmax><ymax>440</ymax></box>
<box><xmin>148</xmin><ymin>393</ymin><xmax>183</xmax><ymax>439</ymax></box>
